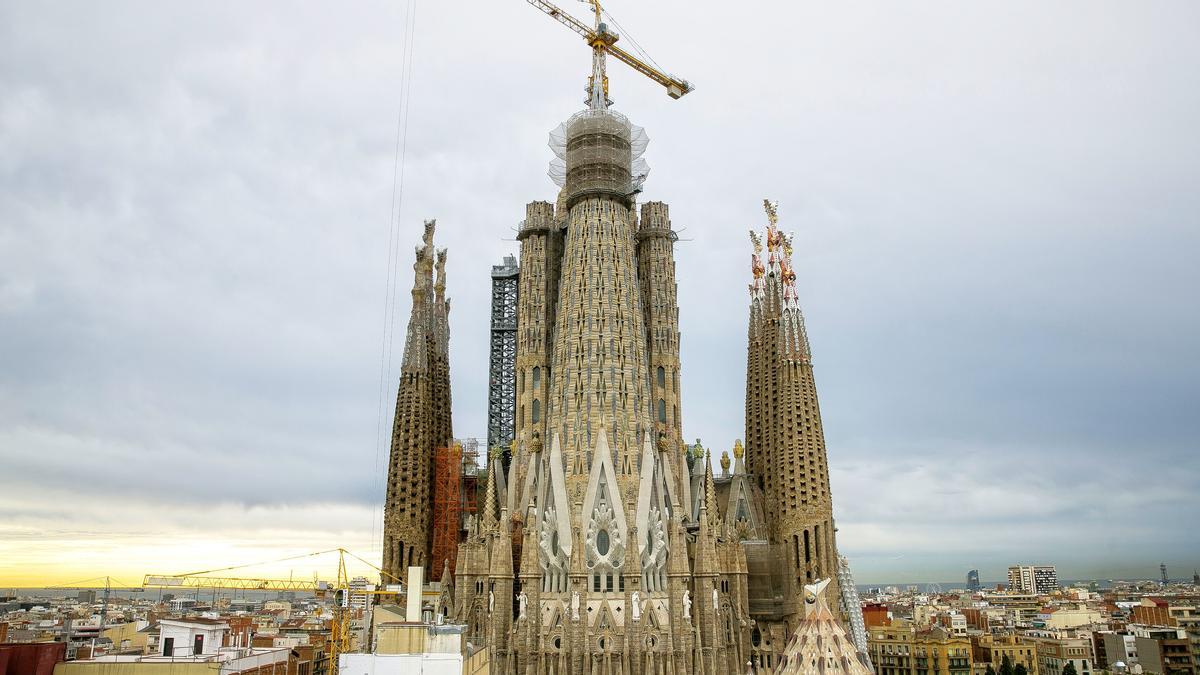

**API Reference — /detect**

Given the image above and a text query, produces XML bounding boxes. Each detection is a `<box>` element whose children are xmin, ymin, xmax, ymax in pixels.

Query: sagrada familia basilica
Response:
<box><xmin>380</xmin><ymin>14</ymin><xmax>872</xmax><ymax>674</ymax></box>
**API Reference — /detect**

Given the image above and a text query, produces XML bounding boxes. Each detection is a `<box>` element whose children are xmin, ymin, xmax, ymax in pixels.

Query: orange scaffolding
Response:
<box><xmin>430</xmin><ymin>444</ymin><xmax>462</xmax><ymax>582</ymax></box>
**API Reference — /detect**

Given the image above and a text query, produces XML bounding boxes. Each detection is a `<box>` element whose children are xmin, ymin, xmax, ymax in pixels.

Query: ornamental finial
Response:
<box><xmin>733</xmin><ymin>439</ymin><xmax>744</xmax><ymax>460</ymax></box>
<box><xmin>763</xmin><ymin>199</ymin><xmax>778</xmax><ymax>228</ymax></box>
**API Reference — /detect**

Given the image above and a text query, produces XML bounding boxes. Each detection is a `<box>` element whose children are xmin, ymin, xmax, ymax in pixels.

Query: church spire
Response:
<box><xmin>382</xmin><ymin>219</ymin><xmax>453</xmax><ymax>583</ymax></box>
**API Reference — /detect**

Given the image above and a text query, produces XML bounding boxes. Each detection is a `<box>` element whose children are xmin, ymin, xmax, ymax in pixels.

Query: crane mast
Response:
<box><xmin>526</xmin><ymin>0</ymin><xmax>693</xmax><ymax>107</ymax></box>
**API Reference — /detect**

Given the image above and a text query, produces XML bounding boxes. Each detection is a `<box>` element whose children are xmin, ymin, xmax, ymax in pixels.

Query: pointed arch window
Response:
<box><xmin>658</xmin><ymin>399</ymin><xmax>666</xmax><ymax>423</ymax></box>
<box><xmin>532</xmin><ymin>399</ymin><xmax>541</xmax><ymax>424</ymax></box>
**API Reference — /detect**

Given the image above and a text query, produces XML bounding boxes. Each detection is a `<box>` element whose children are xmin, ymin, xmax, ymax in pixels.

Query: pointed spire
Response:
<box><xmin>434</xmin><ymin>248</ymin><xmax>447</xmax><ymax>299</ymax></box>
<box><xmin>491</xmin><ymin>506</ymin><xmax>514</xmax><ymax>576</ymax></box>
<box><xmin>703</xmin><ymin>450</ymin><xmax>719</xmax><ymax>529</ymax></box>
<box><xmin>400</xmin><ymin>228</ymin><xmax>436</xmax><ymax>371</ymax></box>
<box><xmin>482</xmin><ymin>447</ymin><xmax>500</xmax><ymax>532</ymax></box>
<box><xmin>751</xmin><ymin>199</ymin><xmax>812</xmax><ymax>362</ymax></box>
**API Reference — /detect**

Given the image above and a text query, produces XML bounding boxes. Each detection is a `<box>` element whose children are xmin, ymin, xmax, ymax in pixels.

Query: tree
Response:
<box><xmin>986</xmin><ymin>665</ymin><xmax>997</xmax><ymax>675</ymax></box>
<box><xmin>1062</xmin><ymin>663</ymin><xmax>1078</xmax><ymax>675</ymax></box>
<box><xmin>1015</xmin><ymin>664</ymin><xmax>1029</xmax><ymax>675</ymax></box>
<box><xmin>1000</xmin><ymin>655</ymin><xmax>1015</xmax><ymax>675</ymax></box>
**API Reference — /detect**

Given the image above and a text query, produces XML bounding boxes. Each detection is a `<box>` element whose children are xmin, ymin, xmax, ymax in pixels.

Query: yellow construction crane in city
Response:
<box><xmin>526</xmin><ymin>0</ymin><xmax>693</xmax><ymax>106</ymax></box>
<box><xmin>142</xmin><ymin>548</ymin><xmax>402</xmax><ymax>668</ymax></box>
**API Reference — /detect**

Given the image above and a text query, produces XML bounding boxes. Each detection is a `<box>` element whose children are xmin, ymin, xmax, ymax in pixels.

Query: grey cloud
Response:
<box><xmin>1</xmin><ymin>1</ymin><xmax>1197</xmax><ymax>582</ymax></box>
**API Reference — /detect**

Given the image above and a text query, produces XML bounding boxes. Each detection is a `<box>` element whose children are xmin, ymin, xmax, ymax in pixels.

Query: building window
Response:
<box><xmin>657</xmin><ymin>366</ymin><xmax>665</xmax><ymax>388</ymax></box>
<box><xmin>658</xmin><ymin>399</ymin><xmax>666</xmax><ymax>422</ymax></box>
<box><xmin>532</xmin><ymin>366</ymin><xmax>541</xmax><ymax>389</ymax></box>
<box><xmin>532</xmin><ymin>399</ymin><xmax>540</xmax><ymax>423</ymax></box>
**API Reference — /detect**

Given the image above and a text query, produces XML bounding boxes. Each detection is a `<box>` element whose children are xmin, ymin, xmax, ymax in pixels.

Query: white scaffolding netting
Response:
<box><xmin>547</xmin><ymin>108</ymin><xmax>649</xmax><ymax>201</ymax></box>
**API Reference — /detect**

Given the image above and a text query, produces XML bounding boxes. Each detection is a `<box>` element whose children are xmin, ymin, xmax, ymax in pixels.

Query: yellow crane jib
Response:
<box><xmin>141</xmin><ymin>548</ymin><xmax>402</xmax><ymax>668</ymax></box>
<box><xmin>526</xmin><ymin>0</ymin><xmax>693</xmax><ymax>101</ymax></box>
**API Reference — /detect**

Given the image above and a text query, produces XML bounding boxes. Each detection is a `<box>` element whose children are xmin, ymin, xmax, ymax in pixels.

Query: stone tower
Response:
<box><xmin>382</xmin><ymin>220</ymin><xmax>453</xmax><ymax>585</ymax></box>
<box><xmin>453</xmin><ymin>92</ymin><xmax>753</xmax><ymax>671</ymax></box>
<box><xmin>743</xmin><ymin>200</ymin><xmax>843</xmax><ymax>663</ymax></box>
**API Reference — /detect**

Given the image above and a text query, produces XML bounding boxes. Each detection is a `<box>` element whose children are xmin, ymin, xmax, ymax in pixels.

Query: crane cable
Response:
<box><xmin>173</xmin><ymin>549</ymin><xmax>342</xmax><ymax>578</ymax></box>
<box><xmin>602</xmin><ymin>9</ymin><xmax>667</xmax><ymax>75</ymax></box>
<box><xmin>370</xmin><ymin>0</ymin><xmax>420</xmax><ymax>566</ymax></box>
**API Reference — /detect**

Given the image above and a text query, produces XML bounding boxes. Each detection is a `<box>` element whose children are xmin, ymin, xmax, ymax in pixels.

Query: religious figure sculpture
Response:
<box><xmin>518</xmin><ymin>590</ymin><xmax>528</xmax><ymax>621</ymax></box>
<box><xmin>571</xmin><ymin>590</ymin><xmax>580</xmax><ymax>621</ymax></box>
<box><xmin>488</xmin><ymin>590</ymin><xmax>495</xmax><ymax>614</ymax></box>
<box><xmin>682</xmin><ymin>589</ymin><xmax>692</xmax><ymax>620</ymax></box>
<box><xmin>631</xmin><ymin>591</ymin><xmax>642</xmax><ymax>622</ymax></box>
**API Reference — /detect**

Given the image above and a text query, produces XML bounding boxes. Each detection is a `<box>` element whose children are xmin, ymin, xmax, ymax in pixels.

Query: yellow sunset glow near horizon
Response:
<box><xmin>0</xmin><ymin>533</ymin><xmax>386</xmax><ymax>588</ymax></box>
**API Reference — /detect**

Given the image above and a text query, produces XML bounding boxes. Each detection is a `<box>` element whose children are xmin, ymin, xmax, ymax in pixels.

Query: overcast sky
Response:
<box><xmin>2</xmin><ymin>1</ymin><xmax>1198</xmax><ymax>587</ymax></box>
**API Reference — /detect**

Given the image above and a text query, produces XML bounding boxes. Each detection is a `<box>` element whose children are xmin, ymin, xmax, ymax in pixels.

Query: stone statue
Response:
<box><xmin>712</xmin><ymin>588</ymin><xmax>718</xmax><ymax>613</ymax></box>
<box><xmin>682</xmin><ymin>589</ymin><xmax>692</xmax><ymax>620</ymax></box>
<box><xmin>518</xmin><ymin>590</ymin><xmax>528</xmax><ymax>621</ymax></box>
<box><xmin>488</xmin><ymin>590</ymin><xmax>495</xmax><ymax>614</ymax></box>
<box><xmin>631</xmin><ymin>591</ymin><xmax>642</xmax><ymax>622</ymax></box>
<box><xmin>571</xmin><ymin>590</ymin><xmax>581</xmax><ymax>621</ymax></box>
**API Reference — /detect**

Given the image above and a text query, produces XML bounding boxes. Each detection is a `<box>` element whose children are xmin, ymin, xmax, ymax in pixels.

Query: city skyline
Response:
<box><xmin>2</xmin><ymin>1</ymin><xmax>1199</xmax><ymax>586</ymax></box>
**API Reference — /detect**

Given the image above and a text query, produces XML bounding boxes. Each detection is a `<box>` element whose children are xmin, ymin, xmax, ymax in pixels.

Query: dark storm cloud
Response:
<box><xmin>1</xmin><ymin>0</ymin><xmax>1197</xmax><ymax>582</ymax></box>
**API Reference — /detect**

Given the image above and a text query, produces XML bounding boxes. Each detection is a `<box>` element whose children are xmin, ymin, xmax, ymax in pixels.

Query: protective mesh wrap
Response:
<box><xmin>548</xmin><ymin>108</ymin><xmax>649</xmax><ymax>203</ymax></box>
<box><xmin>743</xmin><ymin>540</ymin><xmax>793</xmax><ymax>619</ymax></box>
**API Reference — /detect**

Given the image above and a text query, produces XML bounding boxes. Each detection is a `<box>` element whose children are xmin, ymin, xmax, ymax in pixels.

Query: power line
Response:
<box><xmin>370</xmin><ymin>0</ymin><xmax>420</xmax><ymax>568</ymax></box>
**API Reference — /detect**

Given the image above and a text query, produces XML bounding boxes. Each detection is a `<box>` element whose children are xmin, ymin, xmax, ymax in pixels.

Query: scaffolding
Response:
<box><xmin>743</xmin><ymin>540</ymin><xmax>792</xmax><ymax>619</ymax></box>
<box><xmin>430</xmin><ymin>444</ymin><xmax>462</xmax><ymax>582</ymax></box>
<box><xmin>548</xmin><ymin>108</ymin><xmax>649</xmax><ymax>206</ymax></box>
<box><xmin>457</xmin><ymin>437</ymin><xmax>481</xmax><ymax>521</ymax></box>
<box><xmin>487</xmin><ymin>257</ymin><xmax>519</xmax><ymax>459</ymax></box>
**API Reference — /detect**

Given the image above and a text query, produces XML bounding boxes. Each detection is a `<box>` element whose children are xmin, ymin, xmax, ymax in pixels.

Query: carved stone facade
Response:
<box><xmin>382</xmin><ymin>220</ymin><xmax>453</xmax><ymax>585</ymax></box>
<box><xmin>446</xmin><ymin>103</ymin><xmax>847</xmax><ymax>671</ymax></box>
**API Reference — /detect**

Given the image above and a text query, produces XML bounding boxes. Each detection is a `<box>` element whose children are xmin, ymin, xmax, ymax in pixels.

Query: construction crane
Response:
<box><xmin>526</xmin><ymin>0</ymin><xmax>693</xmax><ymax>108</ymax></box>
<box><xmin>143</xmin><ymin>548</ymin><xmax>402</xmax><ymax>668</ymax></box>
<box><xmin>49</xmin><ymin>576</ymin><xmax>144</xmax><ymax>634</ymax></box>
